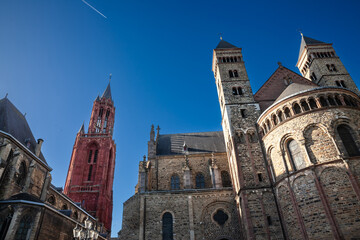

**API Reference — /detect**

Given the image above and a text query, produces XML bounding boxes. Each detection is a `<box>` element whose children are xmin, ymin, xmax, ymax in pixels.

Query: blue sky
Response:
<box><xmin>1</xmin><ymin>0</ymin><xmax>360</xmax><ymax>236</ymax></box>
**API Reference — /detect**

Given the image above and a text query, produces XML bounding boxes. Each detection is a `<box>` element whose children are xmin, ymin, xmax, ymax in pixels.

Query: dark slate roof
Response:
<box><xmin>101</xmin><ymin>83</ymin><xmax>112</xmax><ymax>100</ymax></box>
<box><xmin>0</xmin><ymin>97</ymin><xmax>46</xmax><ymax>162</ymax></box>
<box><xmin>299</xmin><ymin>35</ymin><xmax>327</xmax><ymax>58</ymax></box>
<box><xmin>275</xmin><ymin>83</ymin><xmax>317</xmax><ymax>103</ymax></box>
<box><xmin>8</xmin><ymin>193</ymin><xmax>43</xmax><ymax>203</ymax></box>
<box><xmin>156</xmin><ymin>131</ymin><xmax>226</xmax><ymax>155</ymax></box>
<box><xmin>216</xmin><ymin>39</ymin><xmax>238</xmax><ymax>49</ymax></box>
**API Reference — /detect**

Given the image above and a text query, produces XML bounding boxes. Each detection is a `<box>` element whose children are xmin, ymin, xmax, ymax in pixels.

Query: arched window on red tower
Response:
<box><xmin>103</xmin><ymin>109</ymin><xmax>110</xmax><ymax>133</ymax></box>
<box><xmin>96</xmin><ymin>108</ymin><xmax>104</xmax><ymax>133</ymax></box>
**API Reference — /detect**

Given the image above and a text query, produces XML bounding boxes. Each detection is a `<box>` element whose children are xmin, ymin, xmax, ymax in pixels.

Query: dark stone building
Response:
<box><xmin>0</xmin><ymin>96</ymin><xmax>108</xmax><ymax>239</ymax></box>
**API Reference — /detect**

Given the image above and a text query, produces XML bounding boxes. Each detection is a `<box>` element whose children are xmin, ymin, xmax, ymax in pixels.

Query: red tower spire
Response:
<box><xmin>64</xmin><ymin>83</ymin><xmax>116</xmax><ymax>235</ymax></box>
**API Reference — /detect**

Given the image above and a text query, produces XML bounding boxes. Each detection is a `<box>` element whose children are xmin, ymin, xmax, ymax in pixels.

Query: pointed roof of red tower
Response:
<box><xmin>101</xmin><ymin>83</ymin><xmax>112</xmax><ymax>100</ymax></box>
<box><xmin>216</xmin><ymin>39</ymin><xmax>238</xmax><ymax>49</ymax></box>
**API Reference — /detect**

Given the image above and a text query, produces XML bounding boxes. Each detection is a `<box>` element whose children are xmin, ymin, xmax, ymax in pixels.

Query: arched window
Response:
<box><xmin>87</xmin><ymin>165</ymin><xmax>93</xmax><ymax>181</ymax></box>
<box><xmin>162</xmin><ymin>212</ymin><xmax>173</xmax><ymax>240</ymax></box>
<box><xmin>287</xmin><ymin>140</ymin><xmax>305</xmax><ymax>171</ymax></box>
<box><xmin>47</xmin><ymin>195</ymin><xmax>55</xmax><ymax>205</ymax></box>
<box><xmin>229</xmin><ymin>70</ymin><xmax>234</xmax><ymax>78</ymax></box>
<box><xmin>328</xmin><ymin>96</ymin><xmax>336</xmax><ymax>106</ymax></box>
<box><xmin>235</xmin><ymin>132</ymin><xmax>245</xmax><ymax>144</ymax></box>
<box><xmin>272</xmin><ymin>115</ymin><xmax>277</xmax><ymax>126</ymax></box>
<box><xmin>337</xmin><ymin>125</ymin><xmax>360</xmax><ymax>157</ymax></box>
<box><xmin>170</xmin><ymin>175</ymin><xmax>180</xmax><ymax>190</ymax></box>
<box><xmin>62</xmin><ymin>204</ymin><xmax>68</xmax><ymax>210</ymax></box>
<box><xmin>293</xmin><ymin>103</ymin><xmax>301</xmax><ymax>114</ymax></box>
<box><xmin>334</xmin><ymin>95</ymin><xmax>342</xmax><ymax>105</ymax></box>
<box><xmin>308</xmin><ymin>98</ymin><xmax>318</xmax><ymax>109</ymax></box>
<box><xmin>233</xmin><ymin>70</ymin><xmax>239</xmax><ymax>77</ymax></box>
<box><xmin>349</xmin><ymin>97</ymin><xmax>358</xmax><ymax>107</ymax></box>
<box><xmin>340</xmin><ymin>80</ymin><xmax>347</xmax><ymax>88</ymax></box>
<box><xmin>87</xmin><ymin>150</ymin><xmax>93</xmax><ymax>163</ymax></box>
<box><xmin>232</xmin><ymin>87</ymin><xmax>237</xmax><ymax>95</ymax></box>
<box><xmin>248</xmin><ymin>132</ymin><xmax>258</xmax><ymax>143</ymax></box>
<box><xmin>319</xmin><ymin>96</ymin><xmax>328</xmax><ymax>107</ymax></box>
<box><xmin>103</xmin><ymin>109</ymin><xmax>111</xmax><ymax>133</ymax></box>
<box><xmin>301</xmin><ymin>101</ymin><xmax>310</xmax><ymax>111</ymax></box>
<box><xmin>277</xmin><ymin>111</ymin><xmax>283</xmax><ymax>122</ymax></box>
<box><xmin>266</xmin><ymin>119</ymin><xmax>271</xmax><ymax>131</ymax></box>
<box><xmin>221</xmin><ymin>171</ymin><xmax>232</xmax><ymax>187</ymax></box>
<box><xmin>262</xmin><ymin>124</ymin><xmax>267</xmax><ymax>134</ymax></box>
<box><xmin>16</xmin><ymin>162</ymin><xmax>27</xmax><ymax>187</ymax></box>
<box><xmin>15</xmin><ymin>214</ymin><xmax>32</xmax><ymax>240</ymax></box>
<box><xmin>237</xmin><ymin>87</ymin><xmax>243</xmax><ymax>95</ymax></box>
<box><xmin>73</xmin><ymin>211</ymin><xmax>78</xmax><ymax>220</ymax></box>
<box><xmin>93</xmin><ymin>150</ymin><xmax>98</xmax><ymax>163</ymax></box>
<box><xmin>284</xmin><ymin>107</ymin><xmax>291</xmax><ymax>118</ymax></box>
<box><xmin>195</xmin><ymin>173</ymin><xmax>205</xmax><ymax>189</ymax></box>
<box><xmin>343</xmin><ymin>96</ymin><xmax>351</xmax><ymax>106</ymax></box>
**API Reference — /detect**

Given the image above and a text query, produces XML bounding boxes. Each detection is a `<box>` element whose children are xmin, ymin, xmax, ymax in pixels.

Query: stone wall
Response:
<box><xmin>261</xmin><ymin>87</ymin><xmax>360</xmax><ymax>239</ymax></box>
<box><xmin>119</xmin><ymin>189</ymin><xmax>241</xmax><ymax>240</ymax></box>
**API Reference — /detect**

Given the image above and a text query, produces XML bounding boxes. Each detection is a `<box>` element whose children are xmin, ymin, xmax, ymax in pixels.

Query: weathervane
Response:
<box><xmin>109</xmin><ymin>73</ymin><xmax>112</xmax><ymax>83</ymax></box>
<box><xmin>218</xmin><ymin>33</ymin><xmax>223</xmax><ymax>40</ymax></box>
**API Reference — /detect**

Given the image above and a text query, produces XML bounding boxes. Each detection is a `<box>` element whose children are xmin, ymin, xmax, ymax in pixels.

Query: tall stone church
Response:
<box><xmin>118</xmin><ymin>35</ymin><xmax>360</xmax><ymax>239</ymax></box>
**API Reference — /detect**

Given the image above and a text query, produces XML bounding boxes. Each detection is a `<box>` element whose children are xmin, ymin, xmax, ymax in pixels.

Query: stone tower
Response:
<box><xmin>296</xmin><ymin>34</ymin><xmax>359</xmax><ymax>94</ymax></box>
<box><xmin>212</xmin><ymin>39</ymin><xmax>285</xmax><ymax>239</ymax></box>
<box><xmin>64</xmin><ymin>83</ymin><xmax>116</xmax><ymax>233</ymax></box>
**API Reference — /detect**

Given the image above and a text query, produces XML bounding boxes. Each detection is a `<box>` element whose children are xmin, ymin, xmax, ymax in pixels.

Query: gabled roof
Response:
<box><xmin>101</xmin><ymin>83</ymin><xmax>112</xmax><ymax>100</ymax></box>
<box><xmin>215</xmin><ymin>39</ymin><xmax>238</xmax><ymax>49</ymax></box>
<box><xmin>156</xmin><ymin>131</ymin><xmax>226</xmax><ymax>156</ymax></box>
<box><xmin>0</xmin><ymin>97</ymin><xmax>46</xmax><ymax>162</ymax></box>
<box><xmin>254</xmin><ymin>65</ymin><xmax>318</xmax><ymax>112</ymax></box>
<box><xmin>274</xmin><ymin>83</ymin><xmax>318</xmax><ymax>103</ymax></box>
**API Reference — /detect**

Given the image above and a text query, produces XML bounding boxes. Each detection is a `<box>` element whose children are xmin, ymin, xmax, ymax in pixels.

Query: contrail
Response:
<box><xmin>81</xmin><ymin>0</ymin><xmax>107</xmax><ymax>19</ymax></box>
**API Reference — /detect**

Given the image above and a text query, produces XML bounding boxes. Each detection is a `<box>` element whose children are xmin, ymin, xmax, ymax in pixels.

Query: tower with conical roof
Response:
<box><xmin>296</xmin><ymin>34</ymin><xmax>359</xmax><ymax>94</ymax></box>
<box><xmin>64</xmin><ymin>82</ymin><xmax>116</xmax><ymax>235</ymax></box>
<box><xmin>212</xmin><ymin>39</ymin><xmax>285</xmax><ymax>239</ymax></box>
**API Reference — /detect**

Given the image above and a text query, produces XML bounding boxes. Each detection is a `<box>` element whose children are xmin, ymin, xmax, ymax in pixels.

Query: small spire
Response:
<box><xmin>78</xmin><ymin>122</ymin><xmax>85</xmax><ymax>134</ymax></box>
<box><xmin>156</xmin><ymin>125</ymin><xmax>160</xmax><ymax>135</ymax></box>
<box><xmin>150</xmin><ymin>124</ymin><xmax>155</xmax><ymax>141</ymax></box>
<box><xmin>277</xmin><ymin>62</ymin><xmax>282</xmax><ymax>67</ymax></box>
<box><xmin>109</xmin><ymin>73</ymin><xmax>112</xmax><ymax>82</ymax></box>
<box><xmin>143</xmin><ymin>155</ymin><xmax>146</xmax><ymax>161</ymax></box>
<box><xmin>24</xmin><ymin>113</ymin><xmax>27</xmax><ymax>117</ymax></box>
<box><xmin>156</xmin><ymin>125</ymin><xmax>160</xmax><ymax>142</ymax></box>
<box><xmin>5</xmin><ymin>93</ymin><xmax>8</xmax><ymax>98</ymax></box>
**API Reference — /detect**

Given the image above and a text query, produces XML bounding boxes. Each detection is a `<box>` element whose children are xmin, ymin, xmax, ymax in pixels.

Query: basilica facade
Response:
<box><xmin>118</xmin><ymin>35</ymin><xmax>360</xmax><ymax>239</ymax></box>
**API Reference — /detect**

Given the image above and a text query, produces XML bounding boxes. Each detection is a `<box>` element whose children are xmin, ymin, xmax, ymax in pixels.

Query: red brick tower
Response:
<box><xmin>64</xmin><ymin>83</ymin><xmax>116</xmax><ymax>234</ymax></box>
